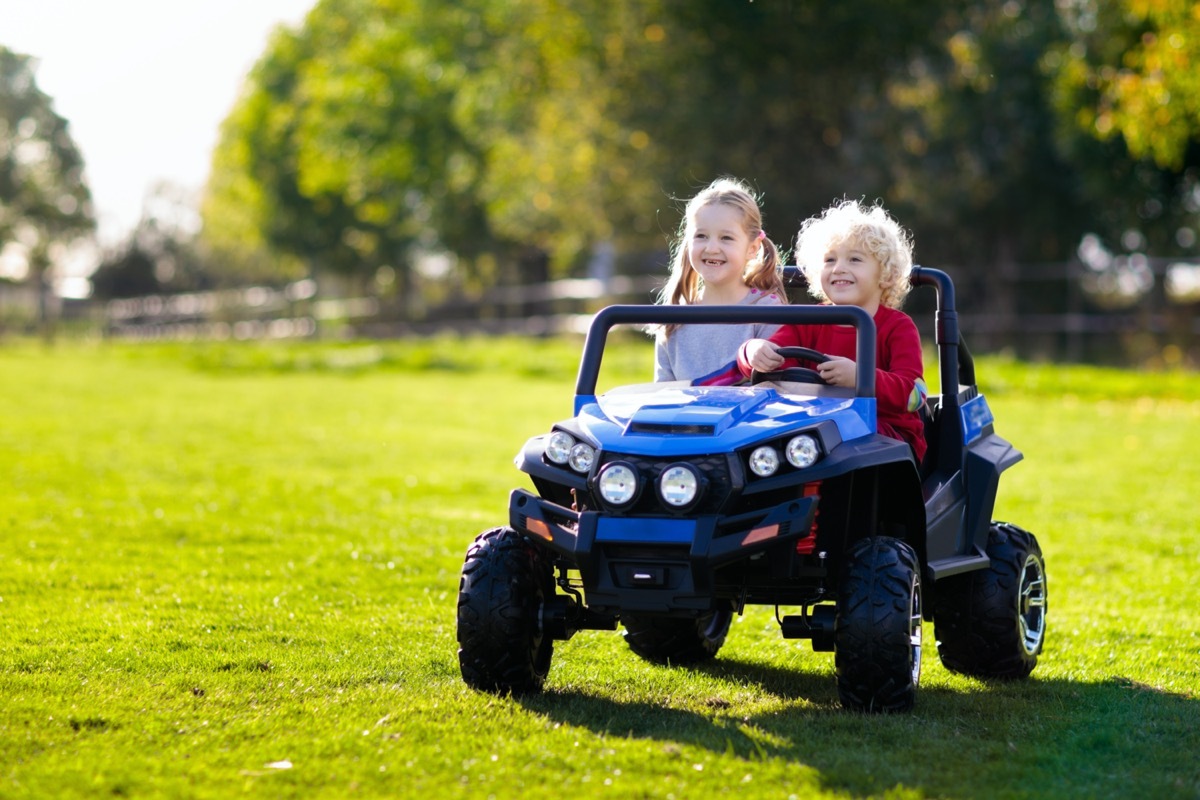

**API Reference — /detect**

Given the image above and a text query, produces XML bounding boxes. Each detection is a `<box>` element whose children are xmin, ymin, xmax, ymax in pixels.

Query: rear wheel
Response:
<box><xmin>622</xmin><ymin>609</ymin><xmax>732</xmax><ymax>664</ymax></box>
<box><xmin>835</xmin><ymin>536</ymin><xmax>923</xmax><ymax>712</ymax></box>
<box><xmin>934</xmin><ymin>522</ymin><xmax>1046</xmax><ymax>679</ymax></box>
<box><xmin>457</xmin><ymin>526</ymin><xmax>555</xmax><ymax>694</ymax></box>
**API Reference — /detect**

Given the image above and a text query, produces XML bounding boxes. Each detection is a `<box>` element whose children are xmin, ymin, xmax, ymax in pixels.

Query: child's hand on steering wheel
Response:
<box><xmin>816</xmin><ymin>357</ymin><xmax>856</xmax><ymax>387</ymax></box>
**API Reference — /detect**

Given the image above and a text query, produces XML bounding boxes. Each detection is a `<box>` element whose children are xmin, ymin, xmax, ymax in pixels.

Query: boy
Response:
<box><xmin>738</xmin><ymin>199</ymin><xmax>927</xmax><ymax>461</ymax></box>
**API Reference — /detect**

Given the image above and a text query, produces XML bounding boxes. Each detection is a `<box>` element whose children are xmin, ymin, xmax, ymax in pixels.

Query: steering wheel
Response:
<box><xmin>751</xmin><ymin>346</ymin><xmax>832</xmax><ymax>386</ymax></box>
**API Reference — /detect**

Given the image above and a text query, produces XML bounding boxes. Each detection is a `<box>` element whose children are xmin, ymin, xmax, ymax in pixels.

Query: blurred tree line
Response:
<box><xmin>4</xmin><ymin>0</ymin><xmax>1200</xmax><ymax>353</ymax></box>
<box><xmin>198</xmin><ymin>0</ymin><xmax>1200</xmax><ymax>315</ymax></box>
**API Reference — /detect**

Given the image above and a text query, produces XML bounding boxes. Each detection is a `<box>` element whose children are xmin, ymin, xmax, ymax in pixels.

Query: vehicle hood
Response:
<box><xmin>572</xmin><ymin>384</ymin><xmax>874</xmax><ymax>457</ymax></box>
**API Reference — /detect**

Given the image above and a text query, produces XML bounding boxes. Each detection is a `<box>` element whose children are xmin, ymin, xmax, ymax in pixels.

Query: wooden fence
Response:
<box><xmin>75</xmin><ymin>259</ymin><xmax>1200</xmax><ymax>366</ymax></box>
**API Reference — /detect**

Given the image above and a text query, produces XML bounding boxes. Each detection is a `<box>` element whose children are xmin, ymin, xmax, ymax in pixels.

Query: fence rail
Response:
<box><xmin>15</xmin><ymin>261</ymin><xmax>1195</xmax><ymax>365</ymax></box>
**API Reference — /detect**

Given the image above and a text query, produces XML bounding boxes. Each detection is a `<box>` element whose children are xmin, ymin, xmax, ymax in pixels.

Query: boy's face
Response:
<box><xmin>819</xmin><ymin>238</ymin><xmax>889</xmax><ymax>313</ymax></box>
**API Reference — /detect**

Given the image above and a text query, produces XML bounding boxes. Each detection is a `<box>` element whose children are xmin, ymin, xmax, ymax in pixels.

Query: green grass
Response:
<box><xmin>1</xmin><ymin>337</ymin><xmax>1198</xmax><ymax>799</ymax></box>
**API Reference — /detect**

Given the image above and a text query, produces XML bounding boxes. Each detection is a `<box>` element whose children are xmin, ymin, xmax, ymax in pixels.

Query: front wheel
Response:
<box><xmin>933</xmin><ymin>522</ymin><xmax>1047</xmax><ymax>679</ymax></box>
<box><xmin>835</xmin><ymin>536</ymin><xmax>923</xmax><ymax>712</ymax></box>
<box><xmin>456</xmin><ymin>526</ymin><xmax>555</xmax><ymax>694</ymax></box>
<box><xmin>621</xmin><ymin>609</ymin><xmax>732</xmax><ymax>665</ymax></box>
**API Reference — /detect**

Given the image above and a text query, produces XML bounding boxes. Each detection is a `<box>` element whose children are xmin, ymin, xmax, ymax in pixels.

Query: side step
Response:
<box><xmin>926</xmin><ymin>549</ymin><xmax>990</xmax><ymax>581</ymax></box>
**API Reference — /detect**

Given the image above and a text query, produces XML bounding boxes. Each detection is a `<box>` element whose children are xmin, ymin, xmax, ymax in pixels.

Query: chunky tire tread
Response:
<box><xmin>456</xmin><ymin>526</ymin><xmax>554</xmax><ymax>694</ymax></box>
<box><xmin>933</xmin><ymin>522</ymin><xmax>1045</xmax><ymax>679</ymax></box>
<box><xmin>622</xmin><ymin>610</ymin><xmax>732</xmax><ymax>665</ymax></box>
<box><xmin>835</xmin><ymin>536</ymin><xmax>922</xmax><ymax>713</ymax></box>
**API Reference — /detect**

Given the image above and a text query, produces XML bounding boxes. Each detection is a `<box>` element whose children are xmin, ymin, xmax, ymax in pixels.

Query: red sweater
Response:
<box><xmin>738</xmin><ymin>306</ymin><xmax>927</xmax><ymax>462</ymax></box>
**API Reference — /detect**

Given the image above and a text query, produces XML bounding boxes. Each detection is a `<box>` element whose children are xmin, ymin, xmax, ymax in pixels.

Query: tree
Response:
<box><xmin>0</xmin><ymin>46</ymin><xmax>95</xmax><ymax>335</ymax></box>
<box><xmin>1056</xmin><ymin>0</ymin><xmax>1200</xmax><ymax>171</ymax></box>
<box><xmin>1047</xmin><ymin>0</ymin><xmax>1200</xmax><ymax>259</ymax></box>
<box><xmin>202</xmin><ymin>0</ymin><xmax>1199</xmax><ymax>339</ymax></box>
<box><xmin>205</xmin><ymin>0</ymin><xmax>671</xmax><ymax>295</ymax></box>
<box><xmin>637</xmin><ymin>1</ymin><xmax>958</xmax><ymax>234</ymax></box>
<box><xmin>849</xmin><ymin>2</ymin><xmax>1088</xmax><ymax>298</ymax></box>
<box><xmin>91</xmin><ymin>182</ymin><xmax>215</xmax><ymax>299</ymax></box>
<box><xmin>204</xmin><ymin>0</ymin><xmax>957</xmax><ymax>292</ymax></box>
<box><xmin>203</xmin><ymin>0</ymin><xmax>496</xmax><ymax>301</ymax></box>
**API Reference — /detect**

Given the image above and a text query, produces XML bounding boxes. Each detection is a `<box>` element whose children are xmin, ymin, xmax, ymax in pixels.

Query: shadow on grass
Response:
<box><xmin>518</xmin><ymin>656</ymin><xmax>1200</xmax><ymax>799</ymax></box>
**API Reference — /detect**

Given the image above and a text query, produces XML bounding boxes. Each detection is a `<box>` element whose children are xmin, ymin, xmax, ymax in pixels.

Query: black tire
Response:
<box><xmin>835</xmin><ymin>536</ymin><xmax>923</xmax><ymax>712</ymax></box>
<box><xmin>933</xmin><ymin>522</ymin><xmax>1047</xmax><ymax>679</ymax></box>
<box><xmin>456</xmin><ymin>526</ymin><xmax>555</xmax><ymax>694</ymax></box>
<box><xmin>622</xmin><ymin>609</ymin><xmax>732</xmax><ymax>665</ymax></box>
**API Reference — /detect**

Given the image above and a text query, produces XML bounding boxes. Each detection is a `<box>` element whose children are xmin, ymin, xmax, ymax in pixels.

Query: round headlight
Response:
<box><xmin>659</xmin><ymin>464</ymin><xmax>699</xmax><ymax>507</ymax></box>
<box><xmin>568</xmin><ymin>443</ymin><xmax>595</xmax><ymax>473</ymax></box>
<box><xmin>749</xmin><ymin>446</ymin><xmax>780</xmax><ymax>477</ymax></box>
<box><xmin>786</xmin><ymin>434</ymin><xmax>820</xmax><ymax>469</ymax></box>
<box><xmin>546</xmin><ymin>431</ymin><xmax>575</xmax><ymax>464</ymax></box>
<box><xmin>597</xmin><ymin>462</ymin><xmax>638</xmax><ymax>506</ymax></box>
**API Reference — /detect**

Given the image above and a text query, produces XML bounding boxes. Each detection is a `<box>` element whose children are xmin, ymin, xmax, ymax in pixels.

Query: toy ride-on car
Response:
<box><xmin>456</xmin><ymin>267</ymin><xmax>1047</xmax><ymax>712</ymax></box>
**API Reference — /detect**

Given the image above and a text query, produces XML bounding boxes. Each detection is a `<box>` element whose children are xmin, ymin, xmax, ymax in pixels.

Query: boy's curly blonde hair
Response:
<box><xmin>796</xmin><ymin>199</ymin><xmax>915</xmax><ymax>309</ymax></box>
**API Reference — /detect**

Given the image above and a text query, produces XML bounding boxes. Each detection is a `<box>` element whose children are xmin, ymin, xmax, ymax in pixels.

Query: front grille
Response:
<box><xmin>599</xmin><ymin>452</ymin><xmax>733</xmax><ymax>515</ymax></box>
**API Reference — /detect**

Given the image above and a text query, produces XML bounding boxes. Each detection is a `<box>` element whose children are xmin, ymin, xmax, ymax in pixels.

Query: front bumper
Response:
<box><xmin>508</xmin><ymin>488</ymin><xmax>818</xmax><ymax>614</ymax></box>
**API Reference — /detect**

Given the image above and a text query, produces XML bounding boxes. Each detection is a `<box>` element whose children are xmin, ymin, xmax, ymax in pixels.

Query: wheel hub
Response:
<box><xmin>1018</xmin><ymin>553</ymin><xmax>1047</xmax><ymax>655</ymax></box>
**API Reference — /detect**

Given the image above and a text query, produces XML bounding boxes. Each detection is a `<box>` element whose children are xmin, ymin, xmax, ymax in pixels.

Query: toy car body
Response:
<box><xmin>456</xmin><ymin>267</ymin><xmax>1047</xmax><ymax>711</ymax></box>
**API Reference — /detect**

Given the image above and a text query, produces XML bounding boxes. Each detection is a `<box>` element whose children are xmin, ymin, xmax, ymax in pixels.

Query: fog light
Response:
<box><xmin>749</xmin><ymin>446</ymin><xmax>780</xmax><ymax>477</ymax></box>
<box><xmin>568</xmin><ymin>442</ymin><xmax>595</xmax><ymax>473</ymax></box>
<box><xmin>659</xmin><ymin>464</ymin><xmax>698</xmax><ymax>507</ymax></box>
<box><xmin>546</xmin><ymin>431</ymin><xmax>574</xmax><ymax>464</ymax></box>
<box><xmin>598</xmin><ymin>462</ymin><xmax>638</xmax><ymax>505</ymax></box>
<box><xmin>786</xmin><ymin>435</ymin><xmax>820</xmax><ymax>468</ymax></box>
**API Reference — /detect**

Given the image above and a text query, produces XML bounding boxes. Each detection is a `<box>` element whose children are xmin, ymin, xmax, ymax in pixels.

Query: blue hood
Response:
<box><xmin>572</xmin><ymin>384</ymin><xmax>875</xmax><ymax>458</ymax></box>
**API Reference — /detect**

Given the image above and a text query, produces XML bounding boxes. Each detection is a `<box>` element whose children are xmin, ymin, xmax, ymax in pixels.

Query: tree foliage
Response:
<box><xmin>1048</xmin><ymin>0</ymin><xmax>1200</xmax><ymax>257</ymax></box>
<box><xmin>1056</xmin><ymin>0</ymin><xmax>1200</xmax><ymax>171</ymax></box>
<box><xmin>202</xmin><ymin>0</ymin><xmax>1200</xmax><ymax>299</ymax></box>
<box><xmin>859</xmin><ymin>1</ymin><xmax>1090</xmax><ymax>267</ymax></box>
<box><xmin>203</xmin><ymin>0</ymin><xmax>491</xmax><ymax>294</ymax></box>
<box><xmin>0</xmin><ymin>46</ymin><xmax>94</xmax><ymax>326</ymax></box>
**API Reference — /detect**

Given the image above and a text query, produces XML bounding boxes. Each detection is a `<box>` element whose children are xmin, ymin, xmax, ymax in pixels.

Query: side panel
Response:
<box><xmin>924</xmin><ymin>474</ymin><xmax>966</xmax><ymax>564</ymax></box>
<box><xmin>965</xmin><ymin>433</ymin><xmax>1023</xmax><ymax>552</ymax></box>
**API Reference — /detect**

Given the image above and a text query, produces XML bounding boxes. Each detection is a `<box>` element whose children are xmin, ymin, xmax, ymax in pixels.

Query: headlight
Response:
<box><xmin>568</xmin><ymin>442</ymin><xmax>595</xmax><ymax>473</ymax></box>
<box><xmin>749</xmin><ymin>446</ymin><xmax>780</xmax><ymax>477</ymax></box>
<box><xmin>786</xmin><ymin>434</ymin><xmax>820</xmax><ymax>468</ymax></box>
<box><xmin>597</xmin><ymin>462</ymin><xmax>638</xmax><ymax>506</ymax></box>
<box><xmin>546</xmin><ymin>431</ymin><xmax>575</xmax><ymax>464</ymax></box>
<box><xmin>659</xmin><ymin>464</ymin><xmax>698</xmax><ymax>507</ymax></box>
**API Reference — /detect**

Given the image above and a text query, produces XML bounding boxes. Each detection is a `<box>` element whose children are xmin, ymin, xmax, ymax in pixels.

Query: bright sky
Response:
<box><xmin>1</xmin><ymin>0</ymin><xmax>314</xmax><ymax>262</ymax></box>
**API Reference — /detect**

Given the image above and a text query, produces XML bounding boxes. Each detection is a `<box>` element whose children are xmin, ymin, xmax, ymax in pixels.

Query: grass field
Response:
<box><xmin>2</xmin><ymin>337</ymin><xmax>1198</xmax><ymax>799</ymax></box>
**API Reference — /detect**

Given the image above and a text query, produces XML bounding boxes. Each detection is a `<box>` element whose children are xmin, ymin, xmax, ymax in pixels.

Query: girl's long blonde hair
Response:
<box><xmin>657</xmin><ymin>178</ymin><xmax>786</xmax><ymax>336</ymax></box>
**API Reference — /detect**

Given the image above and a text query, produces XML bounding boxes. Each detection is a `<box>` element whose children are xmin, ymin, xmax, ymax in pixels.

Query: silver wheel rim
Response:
<box><xmin>1018</xmin><ymin>553</ymin><xmax>1047</xmax><ymax>655</ymax></box>
<box><xmin>909</xmin><ymin>574</ymin><xmax>923</xmax><ymax>685</ymax></box>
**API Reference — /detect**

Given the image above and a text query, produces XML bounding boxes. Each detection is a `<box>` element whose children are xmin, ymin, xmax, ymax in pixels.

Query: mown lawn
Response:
<box><xmin>1</xmin><ymin>337</ymin><xmax>1197</xmax><ymax>799</ymax></box>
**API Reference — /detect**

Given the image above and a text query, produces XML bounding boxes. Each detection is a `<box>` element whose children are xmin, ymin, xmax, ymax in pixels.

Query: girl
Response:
<box><xmin>738</xmin><ymin>198</ymin><xmax>928</xmax><ymax>461</ymax></box>
<box><xmin>654</xmin><ymin>177</ymin><xmax>787</xmax><ymax>385</ymax></box>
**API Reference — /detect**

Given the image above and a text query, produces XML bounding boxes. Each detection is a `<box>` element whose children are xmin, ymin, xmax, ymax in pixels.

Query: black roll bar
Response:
<box><xmin>909</xmin><ymin>266</ymin><xmax>975</xmax><ymax>391</ymax></box>
<box><xmin>576</xmin><ymin>304</ymin><xmax>877</xmax><ymax>398</ymax></box>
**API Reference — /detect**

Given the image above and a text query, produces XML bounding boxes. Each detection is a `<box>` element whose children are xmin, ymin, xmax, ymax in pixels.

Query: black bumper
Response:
<box><xmin>508</xmin><ymin>488</ymin><xmax>818</xmax><ymax>614</ymax></box>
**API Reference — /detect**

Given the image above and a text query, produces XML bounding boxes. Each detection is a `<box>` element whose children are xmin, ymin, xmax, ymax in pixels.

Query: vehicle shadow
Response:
<box><xmin>517</xmin><ymin>655</ymin><xmax>1200</xmax><ymax>799</ymax></box>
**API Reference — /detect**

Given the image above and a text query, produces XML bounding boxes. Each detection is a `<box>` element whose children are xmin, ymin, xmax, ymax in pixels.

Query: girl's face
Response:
<box><xmin>688</xmin><ymin>202</ymin><xmax>758</xmax><ymax>295</ymax></box>
<box><xmin>819</xmin><ymin>238</ymin><xmax>889</xmax><ymax>314</ymax></box>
